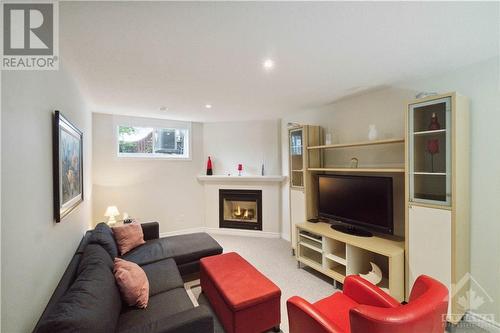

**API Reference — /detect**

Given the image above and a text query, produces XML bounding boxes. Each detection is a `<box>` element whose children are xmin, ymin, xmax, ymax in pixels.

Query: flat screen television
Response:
<box><xmin>318</xmin><ymin>174</ymin><xmax>393</xmax><ymax>237</ymax></box>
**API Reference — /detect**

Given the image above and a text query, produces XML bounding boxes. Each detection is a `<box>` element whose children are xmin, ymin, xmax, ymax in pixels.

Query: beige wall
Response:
<box><xmin>1</xmin><ymin>65</ymin><xmax>92</xmax><ymax>332</ymax></box>
<box><xmin>282</xmin><ymin>57</ymin><xmax>500</xmax><ymax>323</ymax></box>
<box><xmin>92</xmin><ymin>113</ymin><xmax>205</xmax><ymax>234</ymax></box>
<box><xmin>203</xmin><ymin>120</ymin><xmax>281</xmax><ymax>176</ymax></box>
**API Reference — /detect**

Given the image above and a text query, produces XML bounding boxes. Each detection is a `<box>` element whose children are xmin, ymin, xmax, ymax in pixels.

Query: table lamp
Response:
<box><xmin>104</xmin><ymin>206</ymin><xmax>120</xmax><ymax>225</ymax></box>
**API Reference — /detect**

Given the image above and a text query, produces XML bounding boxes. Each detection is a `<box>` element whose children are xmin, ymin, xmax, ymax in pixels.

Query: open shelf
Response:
<box><xmin>324</xmin><ymin>261</ymin><xmax>346</xmax><ymax>279</ymax></box>
<box><xmin>296</xmin><ymin>222</ymin><xmax>405</xmax><ymax>302</ymax></box>
<box><xmin>308</xmin><ymin>138</ymin><xmax>404</xmax><ymax>150</ymax></box>
<box><xmin>299</xmin><ymin>233</ymin><xmax>323</xmax><ymax>244</ymax></box>
<box><xmin>325</xmin><ymin>253</ymin><xmax>347</xmax><ymax>266</ymax></box>
<box><xmin>298</xmin><ymin>241</ymin><xmax>322</xmax><ymax>253</ymax></box>
<box><xmin>298</xmin><ymin>243</ymin><xmax>323</xmax><ymax>266</ymax></box>
<box><xmin>308</xmin><ymin>167</ymin><xmax>405</xmax><ymax>173</ymax></box>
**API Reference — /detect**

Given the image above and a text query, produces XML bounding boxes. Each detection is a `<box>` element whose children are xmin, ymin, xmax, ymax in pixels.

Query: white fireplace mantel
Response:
<box><xmin>197</xmin><ymin>175</ymin><xmax>286</xmax><ymax>183</ymax></box>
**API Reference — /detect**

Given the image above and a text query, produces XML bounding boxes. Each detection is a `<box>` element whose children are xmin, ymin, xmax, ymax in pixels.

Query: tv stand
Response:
<box><xmin>330</xmin><ymin>224</ymin><xmax>373</xmax><ymax>237</ymax></box>
<box><xmin>296</xmin><ymin>222</ymin><xmax>404</xmax><ymax>302</ymax></box>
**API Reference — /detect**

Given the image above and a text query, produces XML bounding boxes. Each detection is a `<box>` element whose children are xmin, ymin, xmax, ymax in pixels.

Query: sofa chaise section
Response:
<box><xmin>33</xmin><ymin>222</ymin><xmax>222</xmax><ymax>333</ymax></box>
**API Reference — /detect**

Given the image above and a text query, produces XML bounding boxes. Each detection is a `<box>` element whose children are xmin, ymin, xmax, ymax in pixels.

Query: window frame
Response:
<box><xmin>116</xmin><ymin>122</ymin><xmax>192</xmax><ymax>160</ymax></box>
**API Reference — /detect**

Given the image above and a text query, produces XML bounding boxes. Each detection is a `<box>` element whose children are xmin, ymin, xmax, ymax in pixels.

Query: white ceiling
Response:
<box><xmin>60</xmin><ymin>1</ymin><xmax>499</xmax><ymax>122</ymax></box>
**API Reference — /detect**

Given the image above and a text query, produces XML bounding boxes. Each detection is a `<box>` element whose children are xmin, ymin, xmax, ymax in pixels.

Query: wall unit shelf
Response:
<box><xmin>308</xmin><ymin>138</ymin><xmax>404</xmax><ymax>150</ymax></box>
<box><xmin>308</xmin><ymin>167</ymin><xmax>405</xmax><ymax>173</ymax></box>
<box><xmin>296</xmin><ymin>222</ymin><xmax>405</xmax><ymax>302</ymax></box>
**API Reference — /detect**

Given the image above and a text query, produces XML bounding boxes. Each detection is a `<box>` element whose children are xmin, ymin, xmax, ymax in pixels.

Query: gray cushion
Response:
<box><xmin>122</xmin><ymin>232</ymin><xmax>222</xmax><ymax>267</ymax></box>
<box><xmin>37</xmin><ymin>244</ymin><xmax>122</xmax><ymax>333</ymax></box>
<box><xmin>117</xmin><ymin>288</ymin><xmax>194</xmax><ymax>332</ymax></box>
<box><xmin>88</xmin><ymin>222</ymin><xmax>119</xmax><ymax>259</ymax></box>
<box><xmin>142</xmin><ymin>258</ymin><xmax>184</xmax><ymax>296</ymax></box>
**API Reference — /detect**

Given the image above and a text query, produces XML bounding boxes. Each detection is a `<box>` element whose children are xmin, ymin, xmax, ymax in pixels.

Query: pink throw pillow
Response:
<box><xmin>112</xmin><ymin>223</ymin><xmax>145</xmax><ymax>255</ymax></box>
<box><xmin>113</xmin><ymin>258</ymin><xmax>149</xmax><ymax>308</ymax></box>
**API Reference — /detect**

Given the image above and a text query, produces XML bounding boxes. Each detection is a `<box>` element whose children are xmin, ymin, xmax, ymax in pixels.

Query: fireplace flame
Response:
<box><xmin>244</xmin><ymin>209</ymin><xmax>248</xmax><ymax>218</ymax></box>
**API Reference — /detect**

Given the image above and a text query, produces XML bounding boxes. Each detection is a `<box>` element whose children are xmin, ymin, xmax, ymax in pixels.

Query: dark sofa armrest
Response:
<box><xmin>141</xmin><ymin>222</ymin><xmax>159</xmax><ymax>241</ymax></box>
<box><xmin>120</xmin><ymin>306</ymin><xmax>213</xmax><ymax>333</ymax></box>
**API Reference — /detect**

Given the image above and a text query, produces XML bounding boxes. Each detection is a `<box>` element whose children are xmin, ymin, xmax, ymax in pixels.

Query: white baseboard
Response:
<box><xmin>281</xmin><ymin>232</ymin><xmax>291</xmax><ymax>242</ymax></box>
<box><xmin>464</xmin><ymin>311</ymin><xmax>500</xmax><ymax>332</ymax></box>
<box><xmin>206</xmin><ymin>227</ymin><xmax>280</xmax><ymax>238</ymax></box>
<box><xmin>160</xmin><ymin>227</ymin><xmax>280</xmax><ymax>239</ymax></box>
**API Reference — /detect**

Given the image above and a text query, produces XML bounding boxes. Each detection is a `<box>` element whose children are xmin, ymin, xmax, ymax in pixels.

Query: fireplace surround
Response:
<box><xmin>219</xmin><ymin>189</ymin><xmax>262</xmax><ymax>231</ymax></box>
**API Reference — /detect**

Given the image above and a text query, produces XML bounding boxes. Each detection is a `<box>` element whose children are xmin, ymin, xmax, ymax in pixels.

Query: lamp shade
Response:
<box><xmin>104</xmin><ymin>206</ymin><xmax>120</xmax><ymax>217</ymax></box>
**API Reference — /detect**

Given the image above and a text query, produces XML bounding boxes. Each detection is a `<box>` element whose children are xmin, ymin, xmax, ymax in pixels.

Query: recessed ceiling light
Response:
<box><xmin>205</xmin><ymin>104</ymin><xmax>212</xmax><ymax>109</ymax></box>
<box><xmin>263</xmin><ymin>58</ymin><xmax>275</xmax><ymax>71</ymax></box>
<box><xmin>159</xmin><ymin>106</ymin><xmax>168</xmax><ymax>111</ymax></box>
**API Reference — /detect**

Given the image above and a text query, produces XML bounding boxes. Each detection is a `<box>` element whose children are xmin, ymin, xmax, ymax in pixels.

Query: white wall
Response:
<box><xmin>92</xmin><ymin>113</ymin><xmax>205</xmax><ymax>234</ymax></box>
<box><xmin>203</xmin><ymin>120</ymin><xmax>281</xmax><ymax>176</ymax></box>
<box><xmin>1</xmin><ymin>65</ymin><xmax>92</xmax><ymax>333</ymax></box>
<box><xmin>281</xmin><ymin>57</ymin><xmax>500</xmax><ymax>323</ymax></box>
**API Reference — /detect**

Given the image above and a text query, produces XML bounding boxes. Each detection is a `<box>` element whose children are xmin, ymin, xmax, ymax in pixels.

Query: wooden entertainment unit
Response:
<box><xmin>288</xmin><ymin>92</ymin><xmax>470</xmax><ymax>323</ymax></box>
<box><xmin>296</xmin><ymin>222</ymin><xmax>405</xmax><ymax>302</ymax></box>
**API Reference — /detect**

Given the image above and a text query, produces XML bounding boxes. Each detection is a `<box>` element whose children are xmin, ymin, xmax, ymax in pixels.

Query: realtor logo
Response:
<box><xmin>2</xmin><ymin>1</ymin><xmax>59</xmax><ymax>70</ymax></box>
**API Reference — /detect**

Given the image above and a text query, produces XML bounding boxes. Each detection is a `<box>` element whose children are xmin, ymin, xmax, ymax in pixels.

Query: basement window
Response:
<box><xmin>117</xmin><ymin>125</ymin><xmax>190</xmax><ymax>159</ymax></box>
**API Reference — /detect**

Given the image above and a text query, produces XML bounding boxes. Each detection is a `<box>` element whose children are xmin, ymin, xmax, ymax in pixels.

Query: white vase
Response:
<box><xmin>368</xmin><ymin>124</ymin><xmax>378</xmax><ymax>141</ymax></box>
<box><xmin>325</xmin><ymin>133</ymin><xmax>332</xmax><ymax>145</ymax></box>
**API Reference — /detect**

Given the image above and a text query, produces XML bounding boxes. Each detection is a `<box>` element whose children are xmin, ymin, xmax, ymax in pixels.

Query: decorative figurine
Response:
<box><xmin>237</xmin><ymin>164</ymin><xmax>243</xmax><ymax>176</ymax></box>
<box><xmin>428</xmin><ymin>112</ymin><xmax>441</xmax><ymax>130</ymax></box>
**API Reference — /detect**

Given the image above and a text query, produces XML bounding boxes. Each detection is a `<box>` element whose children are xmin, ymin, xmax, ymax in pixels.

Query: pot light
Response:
<box><xmin>263</xmin><ymin>58</ymin><xmax>275</xmax><ymax>71</ymax></box>
<box><xmin>205</xmin><ymin>104</ymin><xmax>212</xmax><ymax>109</ymax></box>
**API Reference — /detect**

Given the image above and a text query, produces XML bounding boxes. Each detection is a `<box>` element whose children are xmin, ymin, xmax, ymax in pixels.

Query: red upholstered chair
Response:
<box><xmin>287</xmin><ymin>275</ymin><xmax>448</xmax><ymax>333</ymax></box>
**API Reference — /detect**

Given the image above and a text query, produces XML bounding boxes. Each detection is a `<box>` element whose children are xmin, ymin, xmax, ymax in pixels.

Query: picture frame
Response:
<box><xmin>53</xmin><ymin>111</ymin><xmax>84</xmax><ymax>222</ymax></box>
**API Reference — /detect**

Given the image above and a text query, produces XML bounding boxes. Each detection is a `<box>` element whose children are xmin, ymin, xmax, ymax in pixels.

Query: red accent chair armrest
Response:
<box><xmin>343</xmin><ymin>275</ymin><xmax>401</xmax><ymax>308</ymax></box>
<box><xmin>349</xmin><ymin>275</ymin><xmax>449</xmax><ymax>333</ymax></box>
<box><xmin>287</xmin><ymin>296</ymin><xmax>345</xmax><ymax>333</ymax></box>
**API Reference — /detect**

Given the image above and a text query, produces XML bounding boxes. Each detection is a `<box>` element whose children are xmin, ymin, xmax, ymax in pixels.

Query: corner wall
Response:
<box><xmin>1</xmin><ymin>65</ymin><xmax>92</xmax><ymax>332</ymax></box>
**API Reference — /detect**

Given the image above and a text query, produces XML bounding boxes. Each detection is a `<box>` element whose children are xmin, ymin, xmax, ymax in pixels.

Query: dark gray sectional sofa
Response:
<box><xmin>33</xmin><ymin>222</ymin><xmax>223</xmax><ymax>333</ymax></box>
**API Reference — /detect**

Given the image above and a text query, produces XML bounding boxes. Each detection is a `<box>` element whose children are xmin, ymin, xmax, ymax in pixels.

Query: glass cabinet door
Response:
<box><xmin>289</xmin><ymin>128</ymin><xmax>304</xmax><ymax>187</ymax></box>
<box><xmin>409</xmin><ymin>97</ymin><xmax>451</xmax><ymax>206</ymax></box>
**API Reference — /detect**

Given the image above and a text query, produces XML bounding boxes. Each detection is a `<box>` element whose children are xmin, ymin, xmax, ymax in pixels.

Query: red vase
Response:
<box><xmin>206</xmin><ymin>157</ymin><xmax>213</xmax><ymax>175</ymax></box>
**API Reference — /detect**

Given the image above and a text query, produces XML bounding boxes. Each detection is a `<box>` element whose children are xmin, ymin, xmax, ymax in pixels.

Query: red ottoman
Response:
<box><xmin>200</xmin><ymin>252</ymin><xmax>281</xmax><ymax>333</ymax></box>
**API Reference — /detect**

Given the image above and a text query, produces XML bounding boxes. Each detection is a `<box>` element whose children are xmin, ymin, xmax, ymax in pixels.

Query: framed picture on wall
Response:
<box><xmin>53</xmin><ymin>111</ymin><xmax>83</xmax><ymax>222</ymax></box>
